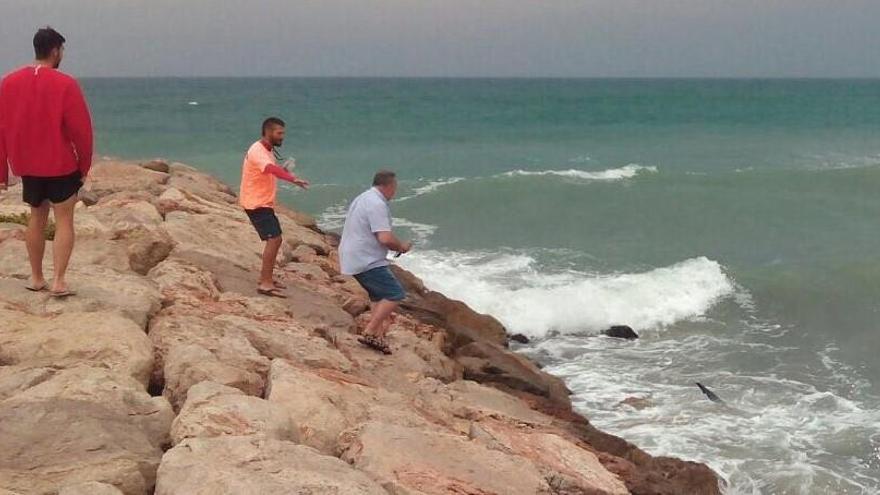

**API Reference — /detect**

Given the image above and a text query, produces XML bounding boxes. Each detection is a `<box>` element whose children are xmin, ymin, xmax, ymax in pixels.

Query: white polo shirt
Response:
<box><xmin>339</xmin><ymin>187</ymin><xmax>393</xmax><ymax>275</ymax></box>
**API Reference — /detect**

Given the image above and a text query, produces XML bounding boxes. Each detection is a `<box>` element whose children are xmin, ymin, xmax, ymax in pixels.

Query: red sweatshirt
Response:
<box><xmin>0</xmin><ymin>65</ymin><xmax>93</xmax><ymax>184</ymax></box>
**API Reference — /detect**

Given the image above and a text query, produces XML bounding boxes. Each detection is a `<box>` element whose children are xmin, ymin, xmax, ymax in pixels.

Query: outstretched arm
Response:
<box><xmin>264</xmin><ymin>163</ymin><xmax>309</xmax><ymax>189</ymax></box>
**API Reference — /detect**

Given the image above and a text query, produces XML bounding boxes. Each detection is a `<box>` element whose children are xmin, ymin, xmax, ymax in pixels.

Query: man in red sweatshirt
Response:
<box><xmin>0</xmin><ymin>27</ymin><xmax>93</xmax><ymax>297</ymax></box>
<box><xmin>239</xmin><ymin>117</ymin><xmax>309</xmax><ymax>297</ymax></box>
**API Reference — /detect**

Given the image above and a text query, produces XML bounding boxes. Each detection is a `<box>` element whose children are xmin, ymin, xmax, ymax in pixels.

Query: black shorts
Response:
<box><xmin>245</xmin><ymin>207</ymin><xmax>283</xmax><ymax>241</ymax></box>
<box><xmin>22</xmin><ymin>171</ymin><xmax>83</xmax><ymax>207</ymax></box>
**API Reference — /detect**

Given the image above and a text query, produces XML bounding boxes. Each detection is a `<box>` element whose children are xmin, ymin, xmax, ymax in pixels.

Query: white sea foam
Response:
<box><xmin>316</xmin><ymin>203</ymin><xmax>348</xmax><ymax>231</ymax></box>
<box><xmin>396</xmin><ymin>177</ymin><xmax>465</xmax><ymax>202</ymax></box>
<box><xmin>528</xmin><ymin>335</ymin><xmax>880</xmax><ymax>494</ymax></box>
<box><xmin>398</xmin><ymin>250</ymin><xmax>734</xmax><ymax>337</ymax></box>
<box><xmin>501</xmin><ymin>164</ymin><xmax>658</xmax><ymax>181</ymax></box>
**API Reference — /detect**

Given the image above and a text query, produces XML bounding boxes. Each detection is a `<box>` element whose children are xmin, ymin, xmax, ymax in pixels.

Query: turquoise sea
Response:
<box><xmin>83</xmin><ymin>78</ymin><xmax>880</xmax><ymax>494</ymax></box>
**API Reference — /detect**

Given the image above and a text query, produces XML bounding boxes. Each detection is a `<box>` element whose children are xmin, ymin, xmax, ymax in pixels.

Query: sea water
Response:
<box><xmin>83</xmin><ymin>77</ymin><xmax>880</xmax><ymax>493</ymax></box>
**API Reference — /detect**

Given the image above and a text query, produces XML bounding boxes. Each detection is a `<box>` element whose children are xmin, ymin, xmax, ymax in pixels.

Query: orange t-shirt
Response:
<box><xmin>239</xmin><ymin>140</ymin><xmax>277</xmax><ymax>210</ymax></box>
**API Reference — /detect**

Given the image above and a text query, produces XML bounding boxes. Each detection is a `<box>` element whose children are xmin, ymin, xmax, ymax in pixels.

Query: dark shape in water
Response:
<box><xmin>696</xmin><ymin>382</ymin><xmax>724</xmax><ymax>403</ymax></box>
<box><xmin>604</xmin><ymin>325</ymin><xmax>639</xmax><ymax>340</ymax></box>
<box><xmin>509</xmin><ymin>333</ymin><xmax>530</xmax><ymax>344</ymax></box>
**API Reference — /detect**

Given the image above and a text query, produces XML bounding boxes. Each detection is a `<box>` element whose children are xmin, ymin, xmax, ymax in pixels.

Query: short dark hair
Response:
<box><xmin>373</xmin><ymin>170</ymin><xmax>397</xmax><ymax>187</ymax></box>
<box><xmin>262</xmin><ymin>117</ymin><xmax>285</xmax><ymax>135</ymax></box>
<box><xmin>33</xmin><ymin>27</ymin><xmax>65</xmax><ymax>60</ymax></box>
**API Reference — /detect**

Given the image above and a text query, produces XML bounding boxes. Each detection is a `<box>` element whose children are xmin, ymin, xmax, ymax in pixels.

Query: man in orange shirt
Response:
<box><xmin>240</xmin><ymin>117</ymin><xmax>309</xmax><ymax>297</ymax></box>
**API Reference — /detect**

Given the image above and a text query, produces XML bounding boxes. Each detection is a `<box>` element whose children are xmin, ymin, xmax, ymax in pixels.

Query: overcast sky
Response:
<box><xmin>1</xmin><ymin>0</ymin><xmax>878</xmax><ymax>78</ymax></box>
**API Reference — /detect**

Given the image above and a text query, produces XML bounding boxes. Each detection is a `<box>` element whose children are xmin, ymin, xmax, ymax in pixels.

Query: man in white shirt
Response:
<box><xmin>339</xmin><ymin>170</ymin><xmax>412</xmax><ymax>354</ymax></box>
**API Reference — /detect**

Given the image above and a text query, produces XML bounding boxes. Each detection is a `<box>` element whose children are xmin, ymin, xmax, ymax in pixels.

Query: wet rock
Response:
<box><xmin>454</xmin><ymin>341</ymin><xmax>571</xmax><ymax>406</ymax></box>
<box><xmin>509</xmin><ymin>333</ymin><xmax>530</xmax><ymax>344</ymax></box>
<box><xmin>604</xmin><ymin>325</ymin><xmax>639</xmax><ymax>340</ymax></box>
<box><xmin>393</xmin><ymin>265</ymin><xmax>509</xmax><ymax>349</ymax></box>
<box><xmin>620</xmin><ymin>396</ymin><xmax>654</xmax><ymax>410</ymax></box>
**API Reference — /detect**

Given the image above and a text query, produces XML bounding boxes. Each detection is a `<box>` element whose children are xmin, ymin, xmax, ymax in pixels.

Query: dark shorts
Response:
<box><xmin>22</xmin><ymin>171</ymin><xmax>83</xmax><ymax>207</ymax></box>
<box><xmin>354</xmin><ymin>266</ymin><xmax>407</xmax><ymax>302</ymax></box>
<box><xmin>245</xmin><ymin>207</ymin><xmax>283</xmax><ymax>241</ymax></box>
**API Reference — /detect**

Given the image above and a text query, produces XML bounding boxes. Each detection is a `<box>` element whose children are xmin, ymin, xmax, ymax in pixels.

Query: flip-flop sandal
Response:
<box><xmin>25</xmin><ymin>283</ymin><xmax>48</xmax><ymax>292</ymax></box>
<box><xmin>358</xmin><ymin>336</ymin><xmax>392</xmax><ymax>355</ymax></box>
<box><xmin>49</xmin><ymin>289</ymin><xmax>77</xmax><ymax>298</ymax></box>
<box><xmin>257</xmin><ymin>287</ymin><xmax>289</xmax><ymax>298</ymax></box>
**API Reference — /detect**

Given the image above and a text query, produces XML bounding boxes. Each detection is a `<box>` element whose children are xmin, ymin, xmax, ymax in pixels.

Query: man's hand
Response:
<box><xmin>400</xmin><ymin>241</ymin><xmax>413</xmax><ymax>254</ymax></box>
<box><xmin>292</xmin><ymin>178</ymin><xmax>310</xmax><ymax>190</ymax></box>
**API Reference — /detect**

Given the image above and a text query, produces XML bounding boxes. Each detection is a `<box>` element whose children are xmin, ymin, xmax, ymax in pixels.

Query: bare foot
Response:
<box><xmin>51</xmin><ymin>280</ymin><xmax>69</xmax><ymax>294</ymax></box>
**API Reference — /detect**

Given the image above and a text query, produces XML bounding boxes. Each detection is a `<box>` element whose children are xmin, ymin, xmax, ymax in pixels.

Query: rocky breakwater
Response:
<box><xmin>0</xmin><ymin>159</ymin><xmax>722</xmax><ymax>495</ymax></box>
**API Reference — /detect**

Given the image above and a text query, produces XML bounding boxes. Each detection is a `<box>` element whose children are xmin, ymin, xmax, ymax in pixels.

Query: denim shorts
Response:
<box><xmin>354</xmin><ymin>266</ymin><xmax>407</xmax><ymax>302</ymax></box>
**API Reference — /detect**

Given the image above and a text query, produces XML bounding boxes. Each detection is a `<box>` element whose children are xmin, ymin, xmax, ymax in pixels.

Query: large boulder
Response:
<box><xmin>86</xmin><ymin>161</ymin><xmax>169</xmax><ymax>199</ymax></box>
<box><xmin>170</xmin><ymin>381</ymin><xmax>294</xmax><ymax>445</ymax></box>
<box><xmin>59</xmin><ymin>482</ymin><xmax>125</xmax><ymax>495</ymax></box>
<box><xmin>162</xmin><ymin>344</ymin><xmax>265</xmax><ymax>411</ymax></box>
<box><xmin>418</xmin><ymin>379</ymin><xmax>553</xmax><ymax>426</ymax></box>
<box><xmin>4</xmin><ymin>365</ymin><xmax>173</xmax><ymax>449</ymax></box>
<box><xmin>343</xmin><ymin>315</ymin><xmax>463</xmax><ymax>392</ymax></box>
<box><xmin>266</xmin><ymin>359</ymin><xmax>377</xmax><ymax>455</ymax></box>
<box><xmin>468</xmin><ymin>419</ymin><xmax>629</xmax><ymax>494</ymax></box>
<box><xmin>267</xmin><ymin>359</ymin><xmax>438</xmax><ymax>456</ymax></box>
<box><xmin>0</xmin><ymin>265</ymin><xmax>162</xmax><ymax>330</ymax></box>
<box><xmin>162</xmin><ymin>248</ymin><xmax>356</xmax><ymax>333</ymax></box>
<box><xmin>148</xmin><ymin>257</ymin><xmax>222</xmax><ymax>306</ymax></box>
<box><xmin>166</xmin><ymin>163</ymin><xmax>237</xmax><ymax>205</ymax></box>
<box><xmin>340</xmin><ymin>421</ymin><xmax>552</xmax><ymax>495</ymax></box>
<box><xmin>119</xmin><ymin>226</ymin><xmax>175</xmax><ymax>276</ymax></box>
<box><xmin>155</xmin><ymin>436</ymin><xmax>387</xmax><ymax>495</ymax></box>
<box><xmin>0</xmin><ymin>366</ymin><xmax>57</xmax><ymax>401</ymax></box>
<box><xmin>148</xmin><ymin>312</ymin><xmax>271</xmax><ymax>381</ymax></box>
<box><xmin>163</xmin><ymin>211</ymin><xmax>261</xmax><ymax>262</ymax></box>
<box><xmin>86</xmin><ymin>200</ymin><xmax>164</xmax><ymax>237</ymax></box>
<box><xmin>0</xmin><ymin>308</ymin><xmax>154</xmax><ymax>386</ymax></box>
<box><xmin>0</xmin><ymin>238</ymin><xmax>131</xmax><ymax>287</ymax></box>
<box><xmin>0</xmin><ymin>399</ymin><xmax>164</xmax><ymax>495</ymax></box>
<box><xmin>558</xmin><ymin>417</ymin><xmax>723</xmax><ymax>495</ymax></box>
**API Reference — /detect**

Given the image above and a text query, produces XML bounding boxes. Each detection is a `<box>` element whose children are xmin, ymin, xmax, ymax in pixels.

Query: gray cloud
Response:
<box><xmin>1</xmin><ymin>0</ymin><xmax>877</xmax><ymax>77</ymax></box>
